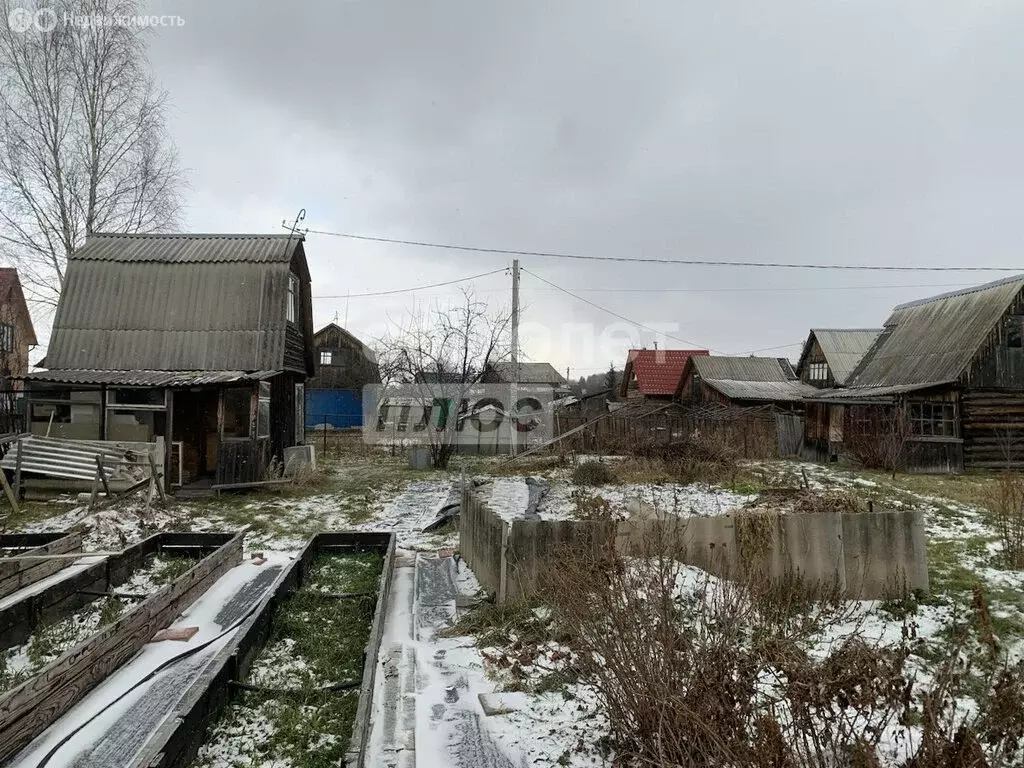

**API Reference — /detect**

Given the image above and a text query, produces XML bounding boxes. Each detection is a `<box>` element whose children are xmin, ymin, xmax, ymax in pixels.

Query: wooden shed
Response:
<box><xmin>677</xmin><ymin>355</ymin><xmax>819</xmax><ymax>409</ymax></box>
<box><xmin>24</xmin><ymin>233</ymin><xmax>315</xmax><ymax>491</ymax></box>
<box><xmin>806</xmin><ymin>276</ymin><xmax>1024</xmax><ymax>472</ymax></box>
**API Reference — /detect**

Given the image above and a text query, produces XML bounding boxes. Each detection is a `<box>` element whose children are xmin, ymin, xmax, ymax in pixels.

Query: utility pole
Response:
<box><xmin>510</xmin><ymin>259</ymin><xmax>520</xmax><ymax>457</ymax></box>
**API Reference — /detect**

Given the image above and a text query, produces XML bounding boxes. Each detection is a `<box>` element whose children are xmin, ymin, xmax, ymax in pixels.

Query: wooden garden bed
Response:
<box><xmin>0</xmin><ymin>531</ymin><xmax>243</xmax><ymax>763</ymax></box>
<box><xmin>0</xmin><ymin>533</ymin><xmax>83</xmax><ymax>602</ymax></box>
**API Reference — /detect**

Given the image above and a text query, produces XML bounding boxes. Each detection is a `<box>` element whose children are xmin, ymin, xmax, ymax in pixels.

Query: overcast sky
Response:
<box><xmin>142</xmin><ymin>0</ymin><xmax>1024</xmax><ymax>378</ymax></box>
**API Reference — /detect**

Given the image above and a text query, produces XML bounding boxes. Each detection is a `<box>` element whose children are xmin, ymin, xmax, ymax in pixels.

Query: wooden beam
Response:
<box><xmin>0</xmin><ymin>471</ymin><xmax>18</xmax><ymax>517</ymax></box>
<box><xmin>0</xmin><ymin>533</ymin><xmax>244</xmax><ymax>762</ymax></box>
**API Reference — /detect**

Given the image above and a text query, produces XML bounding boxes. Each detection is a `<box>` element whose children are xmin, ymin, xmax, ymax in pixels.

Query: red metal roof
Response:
<box><xmin>625</xmin><ymin>348</ymin><xmax>709</xmax><ymax>396</ymax></box>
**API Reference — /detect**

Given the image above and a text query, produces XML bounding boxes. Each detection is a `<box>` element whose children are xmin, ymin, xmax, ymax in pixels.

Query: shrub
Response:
<box><xmin>986</xmin><ymin>475</ymin><xmax>1024</xmax><ymax>569</ymax></box>
<box><xmin>571</xmin><ymin>461</ymin><xmax>615</xmax><ymax>486</ymax></box>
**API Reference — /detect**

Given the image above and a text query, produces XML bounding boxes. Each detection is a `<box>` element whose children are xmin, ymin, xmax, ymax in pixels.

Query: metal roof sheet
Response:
<box><xmin>24</xmin><ymin>369</ymin><xmax>278</xmax><ymax>386</ymax></box>
<box><xmin>624</xmin><ymin>349</ymin><xmax>709</xmax><ymax>396</ymax></box>
<box><xmin>807</xmin><ymin>381</ymin><xmax>955</xmax><ymax>401</ymax></box>
<box><xmin>72</xmin><ymin>233</ymin><xmax>302</xmax><ymax>263</ymax></box>
<box><xmin>46</xmin><ymin>235</ymin><xmax>307</xmax><ymax>371</ymax></box>
<box><xmin>703</xmin><ymin>379</ymin><xmax>821</xmax><ymax>402</ymax></box>
<box><xmin>691</xmin><ymin>356</ymin><xmax>796</xmax><ymax>382</ymax></box>
<box><xmin>488</xmin><ymin>362</ymin><xmax>566</xmax><ymax>384</ymax></box>
<box><xmin>798</xmin><ymin>329</ymin><xmax>882</xmax><ymax>385</ymax></box>
<box><xmin>849</xmin><ymin>276</ymin><xmax>1024</xmax><ymax>387</ymax></box>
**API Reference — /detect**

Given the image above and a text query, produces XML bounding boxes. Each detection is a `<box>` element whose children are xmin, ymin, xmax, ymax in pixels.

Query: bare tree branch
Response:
<box><xmin>0</xmin><ymin>0</ymin><xmax>184</xmax><ymax>311</ymax></box>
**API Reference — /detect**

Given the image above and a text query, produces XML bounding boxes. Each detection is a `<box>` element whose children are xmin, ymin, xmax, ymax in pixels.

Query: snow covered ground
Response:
<box><xmin>5</xmin><ymin>452</ymin><xmax>1024</xmax><ymax>767</ymax></box>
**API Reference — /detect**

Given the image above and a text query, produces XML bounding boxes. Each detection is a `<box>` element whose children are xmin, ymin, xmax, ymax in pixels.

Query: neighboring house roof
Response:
<box><xmin>620</xmin><ymin>348</ymin><xmax>709</xmax><ymax>397</ymax></box>
<box><xmin>0</xmin><ymin>268</ymin><xmax>37</xmax><ymax>346</ymax></box>
<box><xmin>683</xmin><ymin>355</ymin><xmax>815</xmax><ymax>402</ymax></box>
<box><xmin>488</xmin><ymin>362</ymin><xmax>566</xmax><ymax>385</ymax></box>
<box><xmin>414</xmin><ymin>371</ymin><xmax>466</xmax><ymax>384</ymax></box>
<box><xmin>690</xmin><ymin>355</ymin><xmax>797</xmax><ymax>382</ymax></box>
<box><xmin>701</xmin><ymin>379</ymin><xmax>822</xmax><ymax>403</ymax></box>
<box><xmin>796</xmin><ymin>329</ymin><xmax>882</xmax><ymax>385</ymax></box>
<box><xmin>848</xmin><ymin>275</ymin><xmax>1024</xmax><ymax>389</ymax></box>
<box><xmin>44</xmin><ymin>233</ymin><xmax>311</xmax><ymax>373</ymax></box>
<box><xmin>314</xmin><ymin>322</ymin><xmax>378</xmax><ymax>364</ymax></box>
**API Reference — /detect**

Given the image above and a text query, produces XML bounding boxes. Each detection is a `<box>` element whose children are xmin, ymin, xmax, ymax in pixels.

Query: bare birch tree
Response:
<box><xmin>0</xmin><ymin>0</ymin><xmax>183</xmax><ymax>309</ymax></box>
<box><xmin>375</xmin><ymin>289</ymin><xmax>513</xmax><ymax>468</ymax></box>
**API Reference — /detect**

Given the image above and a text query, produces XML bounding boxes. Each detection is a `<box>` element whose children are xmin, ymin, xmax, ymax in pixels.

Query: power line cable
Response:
<box><xmin>521</xmin><ymin>267</ymin><xmax>717</xmax><ymax>351</ymax></box>
<box><xmin>313</xmin><ymin>267</ymin><xmax>507</xmax><ymax>298</ymax></box>
<box><xmin>299</xmin><ymin>226</ymin><xmax>1022</xmax><ymax>273</ymax></box>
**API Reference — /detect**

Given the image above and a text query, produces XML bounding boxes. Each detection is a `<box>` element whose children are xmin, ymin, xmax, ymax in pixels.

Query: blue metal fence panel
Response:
<box><xmin>306</xmin><ymin>389</ymin><xmax>363</xmax><ymax>429</ymax></box>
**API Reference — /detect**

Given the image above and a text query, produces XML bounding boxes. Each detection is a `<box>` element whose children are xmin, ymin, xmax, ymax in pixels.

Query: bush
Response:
<box><xmin>986</xmin><ymin>475</ymin><xmax>1024</xmax><ymax>569</ymax></box>
<box><xmin>571</xmin><ymin>461</ymin><xmax>616</xmax><ymax>486</ymax></box>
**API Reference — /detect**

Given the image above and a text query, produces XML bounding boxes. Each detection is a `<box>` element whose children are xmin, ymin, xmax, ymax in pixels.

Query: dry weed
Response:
<box><xmin>985</xmin><ymin>475</ymin><xmax>1024</xmax><ymax>569</ymax></box>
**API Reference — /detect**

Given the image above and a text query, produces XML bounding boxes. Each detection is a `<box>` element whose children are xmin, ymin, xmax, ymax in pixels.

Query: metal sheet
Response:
<box><xmin>24</xmin><ymin>369</ymin><xmax>278</xmax><ymax>386</ymax></box>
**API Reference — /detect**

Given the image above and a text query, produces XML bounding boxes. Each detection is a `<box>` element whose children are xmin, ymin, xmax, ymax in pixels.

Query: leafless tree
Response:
<box><xmin>375</xmin><ymin>289</ymin><xmax>513</xmax><ymax>468</ymax></box>
<box><xmin>0</xmin><ymin>0</ymin><xmax>184</xmax><ymax>309</ymax></box>
<box><xmin>845</xmin><ymin>403</ymin><xmax>909</xmax><ymax>477</ymax></box>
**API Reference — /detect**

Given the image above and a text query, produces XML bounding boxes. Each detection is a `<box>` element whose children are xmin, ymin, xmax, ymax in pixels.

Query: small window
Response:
<box><xmin>807</xmin><ymin>362</ymin><xmax>829</xmax><ymax>382</ymax></box>
<box><xmin>320</xmin><ymin>350</ymin><xmax>333</xmax><ymax>366</ymax></box>
<box><xmin>108</xmin><ymin>388</ymin><xmax>165</xmax><ymax>407</ymax></box>
<box><xmin>0</xmin><ymin>324</ymin><xmax>13</xmax><ymax>353</ymax></box>
<box><xmin>1007</xmin><ymin>317</ymin><xmax>1023</xmax><ymax>349</ymax></box>
<box><xmin>257</xmin><ymin>381</ymin><xmax>271</xmax><ymax>438</ymax></box>
<box><xmin>222</xmin><ymin>388</ymin><xmax>252</xmax><ymax>438</ymax></box>
<box><xmin>287</xmin><ymin>273</ymin><xmax>300</xmax><ymax>323</ymax></box>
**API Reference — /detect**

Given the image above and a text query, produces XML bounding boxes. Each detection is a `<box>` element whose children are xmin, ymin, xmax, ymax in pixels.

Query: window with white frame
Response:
<box><xmin>807</xmin><ymin>362</ymin><xmax>829</xmax><ymax>382</ymax></box>
<box><xmin>320</xmin><ymin>350</ymin><xmax>333</xmax><ymax>366</ymax></box>
<box><xmin>287</xmin><ymin>273</ymin><xmax>299</xmax><ymax>322</ymax></box>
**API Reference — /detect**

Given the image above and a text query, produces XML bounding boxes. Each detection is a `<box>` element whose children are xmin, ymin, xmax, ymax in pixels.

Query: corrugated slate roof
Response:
<box><xmin>24</xmin><ymin>369</ymin><xmax>278</xmax><ymax>386</ymax></box>
<box><xmin>489</xmin><ymin>362</ymin><xmax>566</xmax><ymax>385</ymax></box>
<box><xmin>848</xmin><ymin>275</ymin><xmax>1024</xmax><ymax>388</ymax></box>
<box><xmin>797</xmin><ymin>329</ymin><xmax>882</xmax><ymax>385</ymax></box>
<box><xmin>45</xmin><ymin>234</ymin><xmax>308</xmax><ymax>372</ymax></box>
<box><xmin>703</xmin><ymin>379</ymin><xmax>822</xmax><ymax>402</ymax></box>
<box><xmin>623</xmin><ymin>349</ymin><xmax>709</xmax><ymax>396</ymax></box>
<box><xmin>71</xmin><ymin>233</ymin><xmax>302</xmax><ymax>263</ymax></box>
<box><xmin>691</xmin><ymin>356</ymin><xmax>796</xmax><ymax>382</ymax></box>
<box><xmin>808</xmin><ymin>381</ymin><xmax>954</xmax><ymax>402</ymax></box>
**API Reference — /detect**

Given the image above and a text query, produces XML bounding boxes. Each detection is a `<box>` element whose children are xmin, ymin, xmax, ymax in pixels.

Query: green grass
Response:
<box><xmin>196</xmin><ymin>551</ymin><xmax>384</xmax><ymax>767</ymax></box>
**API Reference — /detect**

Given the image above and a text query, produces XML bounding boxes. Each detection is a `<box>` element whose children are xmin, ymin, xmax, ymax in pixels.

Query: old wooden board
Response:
<box><xmin>0</xmin><ymin>532</ymin><xmax>243</xmax><ymax>764</ymax></box>
<box><xmin>0</xmin><ymin>533</ymin><xmax>82</xmax><ymax>601</ymax></box>
<box><xmin>132</xmin><ymin>531</ymin><xmax>396</xmax><ymax>768</ymax></box>
<box><xmin>6</xmin><ymin>552</ymin><xmax>291</xmax><ymax>768</ymax></box>
<box><xmin>0</xmin><ymin>532</ymin><xmax>236</xmax><ymax>652</ymax></box>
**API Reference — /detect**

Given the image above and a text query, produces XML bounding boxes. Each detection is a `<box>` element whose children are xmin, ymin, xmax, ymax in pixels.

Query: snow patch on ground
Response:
<box><xmin>538</xmin><ymin>481</ymin><xmax>754</xmax><ymax>520</ymax></box>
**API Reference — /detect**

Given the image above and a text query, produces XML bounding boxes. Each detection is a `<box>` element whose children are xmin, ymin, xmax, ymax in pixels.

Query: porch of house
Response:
<box><xmin>22</xmin><ymin>371</ymin><xmax>299</xmax><ymax>493</ymax></box>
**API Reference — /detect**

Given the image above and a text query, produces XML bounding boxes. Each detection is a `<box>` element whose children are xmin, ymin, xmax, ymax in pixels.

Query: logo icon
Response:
<box><xmin>34</xmin><ymin>7</ymin><xmax>57</xmax><ymax>31</ymax></box>
<box><xmin>7</xmin><ymin>7</ymin><xmax>33</xmax><ymax>32</ymax></box>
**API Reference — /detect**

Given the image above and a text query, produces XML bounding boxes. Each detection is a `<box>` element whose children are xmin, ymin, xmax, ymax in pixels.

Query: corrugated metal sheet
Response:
<box><xmin>692</xmin><ymin>356</ymin><xmax>796</xmax><ymax>382</ymax></box>
<box><xmin>489</xmin><ymin>362</ymin><xmax>566</xmax><ymax>385</ymax></box>
<box><xmin>703</xmin><ymin>379</ymin><xmax>821</xmax><ymax>402</ymax></box>
<box><xmin>850</xmin><ymin>276</ymin><xmax>1024</xmax><ymax>387</ymax></box>
<box><xmin>0</xmin><ymin>435</ymin><xmax>155</xmax><ymax>481</ymax></box>
<box><xmin>800</xmin><ymin>329</ymin><xmax>882</xmax><ymax>385</ymax></box>
<box><xmin>46</xmin><ymin>236</ymin><xmax>304</xmax><ymax>371</ymax></box>
<box><xmin>624</xmin><ymin>349</ymin><xmax>709</xmax><ymax>396</ymax></box>
<box><xmin>808</xmin><ymin>381</ymin><xmax>954</xmax><ymax>401</ymax></box>
<box><xmin>72</xmin><ymin>233</ymin><xmax>301</xmax><ymax>263</ymax></box>
<box><xmin>24</xmin><ymin>369</ymin><xmax>277</xmax><ymax>386</ymax></box>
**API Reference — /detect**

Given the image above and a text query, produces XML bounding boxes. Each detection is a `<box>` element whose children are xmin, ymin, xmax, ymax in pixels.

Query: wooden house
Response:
<box><xmin>306</xmin><ymin>323</ymin><xmax>380</xmax><ymax>429</ymax></box>
<box><xmin>795</xmin><ymin>329</ymin><xmax>882</xmax><ymax>389</ymax></box>
<box><xmin>0</xmin><ymin>269</ymin><xmax>37</xmax><ymax>432</ymax></box>
<box><xmin>677</xmin><ymin>355</ymin><xmax>819</xmax><ymax>409</ymax></box>
<box><xmin>797</xmin><ymin>329</ymin><xmax>881</xmax><ymax>461</ymax></box>
<box><xmin>24</xmin><ymin>234</ymin><xmax>315</xmax><ymax>489</ymax></box>
<box><xmin>807</xmin><ymin>276</ymin><xmax>1024</xmax><ymax>472</ymax></box>
<box><xmin>618</xmin><ymin>348</ymin><xmax>708</xmax><ymax>400</ymax></box>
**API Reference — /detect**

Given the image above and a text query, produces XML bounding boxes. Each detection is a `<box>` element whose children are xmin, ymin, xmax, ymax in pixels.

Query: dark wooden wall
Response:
<box><xmin>308</xmin><ymin>325</ymin><xmax>380</xmax><ymax>391</ymax></box>
<box><xmin>283</xmin><ymin>325</ymin><xmax>307</xmax><ymax>374</ymax></box>
<box><xmin>962</xmin><ymin>390</ymin><xmax>1024</xmax><ymax>469</ymax></box>
<box><xmin>797</xmin><ymin>337</ymin><xmax>836</xmax><ymax>389</ymax></box>
<box><xmin>269</xmin><ymin>372</ymin><xmax>301</xmax><ymax>460</ymax></box>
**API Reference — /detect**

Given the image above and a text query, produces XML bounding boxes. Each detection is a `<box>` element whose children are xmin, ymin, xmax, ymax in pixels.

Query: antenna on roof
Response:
<box><xmin>281</xmin><ymin>208</ymin><xmax>307</xmax><ymax>239</ymax></box>
<box><xmin>653</xmin><ymin>341</ymin><xmax>658</xmax><ymax>350</ymax></box>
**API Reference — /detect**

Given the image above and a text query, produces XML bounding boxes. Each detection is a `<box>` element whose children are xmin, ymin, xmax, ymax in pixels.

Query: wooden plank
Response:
<box><xmin>0</xmin><ymin>470</ymin><xmax>18</xmax><ymax>516</ymax></box>
<box><xmin>0</xmin><ymin>533</ymin><xmax>244</xmax><ymax>763</ymax></box>
<box><xmin>209</xmin><ymin>478</ymin><xmax>291</xmax><ymax>491</ymax></box>
<box><xmin>0</xmin><ymin>533</ymin><xmax>82</xmax><ymax>600</ymax></box>
<box><xmin>96</xmin><ymin>455</ymin><xmax>111</xmax><ymax>497</ymax></box>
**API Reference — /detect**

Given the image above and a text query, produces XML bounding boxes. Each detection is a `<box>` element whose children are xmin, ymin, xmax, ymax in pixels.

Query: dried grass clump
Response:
<box><xmin>985</xmin><ymin>475</ymin><xmax>1024</xmax><ymax>569</ymax></box>
<box><xmin>538</xmin><ymin>523</ymin><xmax>1024</xmax><ymax>767</ymax></box>
<box><xmin>791</xmin><ymin>488</ymin><xmax>861</xmax><ymax>515</ymax></box>
<box><xmin>571</xmin><ymin>460</ymin><xmax>616</xmax><ymax>486</ymax></box>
